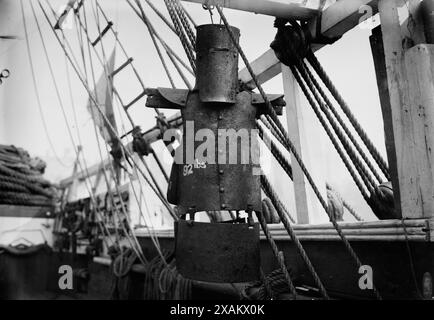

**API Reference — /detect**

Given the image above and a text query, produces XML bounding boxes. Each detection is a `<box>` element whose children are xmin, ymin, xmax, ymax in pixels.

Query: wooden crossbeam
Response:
<box><xmin>180</xmin><ymin>0</ymin><xmax>320</xmax><ymax>20</ymax></box>
<box><xmin>239</xmin><ymin>0</ymin><xmax>380</xmax><ymax>88</ymax></box>
<box><xmin>317</xmin><ymin>0</ymin><xmax>378</xmax><ymax>39</ymax></box>
<box><xmin>59</xmin><ymin>113</ymin><xmax>183</xmax><ymax>187</ymax></box>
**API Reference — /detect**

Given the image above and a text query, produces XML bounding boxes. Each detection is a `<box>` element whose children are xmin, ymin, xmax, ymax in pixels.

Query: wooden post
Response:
<box><xmin>369</xmin><ymin>26</ymin><xmax>402</xmax><ymax>217</ymax></box>
<box><xmin>404</xmin><ymin>43</ymin><xmax>434</xmax><ymax>217</ymax></box>
<box><xmin>282</xmin><ymin>65</ymin><xmax>327</xmax><ymax>224</ymax></box>
<box><xmin>379</xmin><ymin>0</ymin><xmax>434</xmax><ymax>218</ymax></box>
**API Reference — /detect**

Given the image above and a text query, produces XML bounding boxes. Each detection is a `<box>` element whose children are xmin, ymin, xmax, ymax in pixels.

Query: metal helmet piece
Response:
<box><xmin>196</xmin><ymin>24</ymin><xmax>240</xmax><ymax>104</ymax></box>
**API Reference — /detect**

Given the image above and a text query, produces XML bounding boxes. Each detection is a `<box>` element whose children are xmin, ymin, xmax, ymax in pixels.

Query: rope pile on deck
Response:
<box><xmin>0</xmin><ymin>144</ymin><xmax>58</xmax><ymax>207</ymax></box>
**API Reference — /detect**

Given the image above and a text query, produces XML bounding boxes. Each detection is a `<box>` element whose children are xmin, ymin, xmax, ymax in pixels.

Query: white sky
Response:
<box><xmin>0</xmin><ymin>0</ymin><xmax>388</xmax><ymax>221</ymax></box>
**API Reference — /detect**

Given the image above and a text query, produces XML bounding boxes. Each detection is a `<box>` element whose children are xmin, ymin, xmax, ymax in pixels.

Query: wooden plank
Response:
<box><xmin>282</xmin><ymin>65</ymin><xmax>327</xmax><ymax>224</ymax></box>
<box><xmin>379</xmin><ymin>0</ymin><xmax>433</xmax><ymax>219</ymax></box>
<box><xmin>404</xmin><ymin>44</ymin><xmax>434</xmax><ymax>218</ymax></box>
<box><xmin>319</xmin><ymin>0</ymin><xmax>379</xmax><ymax>38</ymax></box>
<box><xmin>238</xmin><ymin>49</ymin><xmax>281</xmax><ymax>90</ymax></box>
<box><xmin>135</xmin><ymin>227</ymin><xmax>428</xmax><ymax>241</ymax></box>
<box><xmin>181</xmin><ymin>0</ymin><xmax>320</xmax><ymax>20</ymax></box>
<box><xmin>369</xmin><ymin>26</ymin><xmax>402</xmax><ymax>217</ymax></box>
<box><xmin>136</xmin><ymin>218</ymin><xmax>430</xmax><ymax>239</ymax></box>
<box><xmin>59</xmin><ymin>113</ymin><xmax>182</xmax><ymax>187</ymax></box>
<box><xmin>239</xmin><ymin>1</ymin><xmax>381</xmax><ymax>88</ymax></box>
<box><xmin>59</xmin><ymin>158</ymin><xmax>111</xmax><ymax>188</ymax></box>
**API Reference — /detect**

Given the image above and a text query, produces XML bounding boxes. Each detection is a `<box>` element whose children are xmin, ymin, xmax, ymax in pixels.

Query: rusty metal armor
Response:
<box><xmin>145</xmin><ymin>24</ymin><xmax>286</xmax><ymax>283</ymax></box>
<box><xmin>196</xmin><ymin>24</ymin><xmax>240</xmax><ymax>103</ymax></box>
<box><xmin>146</xmin><ymin>90</ymin><xmax>285</xmax><ymax>216</ymax></box>
<box><xmin>172</xmin><ymin>89</ymin><xmax>261</xmax><ymax>214</ymax></box>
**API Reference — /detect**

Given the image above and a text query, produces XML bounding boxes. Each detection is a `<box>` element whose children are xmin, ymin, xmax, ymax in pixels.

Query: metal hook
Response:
<box><xmin>202</xmin><ymin>1</ymin><xmax>215</xmax><ymax>24</ymax></box>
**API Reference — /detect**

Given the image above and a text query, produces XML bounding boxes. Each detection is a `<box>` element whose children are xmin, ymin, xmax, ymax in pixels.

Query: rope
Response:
<box><xmin>164</xmin><ymin>0</ymin><xmax>196</xmax><ymax>73</ymax></box>
<box><xmin>127</xmin><ymin>0</ymin><xmax>194</xmax><ymax>89</ymax></box>
<box><xmin>69</xmin><ymin>4</ymin><xmax>119</xmax><ymax>249</ymax></box>
<box><xmin>290</xmin><ymin>65</ymin><xmax>373</xmax><ymax>204</ymax></box>
<box><xmin>0</xmin><ymin>163</ymin><xmax>51</xmax><ymax>187</ymax></box>
<box><xmin>76</xmin><ymin>1</ymin><xmax>173</xmax><ymax>226</ymax></box>
<box><xmin>143</xmin><ymin>251</ymin><xmax>191</xmax><ymax>300</ymax></box>
<box><xmin>262</xmin><ymin>198</ymin><xmax>281</xmax><ymax>224</ymax></box>
<box><xmin>43</xmin><ymin>0</ymin><xmax>148</xmax><ymax>262</ymax></box>
<box><xmin>0</xmin><ymin>174</ymin><xmax>55</xmax><ymax>198</ymax></box>
<box><xmin>307</xmin><ymin>51</ymin><xmax>390</xmax><ymax>180</ymax></box>
<box><xmin>171</xmin><ymin>0</ymin><xmax>196</xmax><ymax>50</ymax></box>
<box><xmin>42</xmin><ymin>0</ymin><xmax>177</xmax><ymax>220</ymax></box>
<box><xmin>302</xmin><ymin>59</ymin><xmax>384</xmax><ymax>184</ymax></box>
<box><xmin>133</xmin><ymin>0</ymin><xmax>175</xmax><ymax>88</ymax></box>
<box><xmin>0</xmin><ymin>192</ymin><xmax>54</xmax><ymax>207</ymax></box>
<box><xmin>260</xmin><ymin>115</ymin><xmax>287</xmax><ymax>148</ymax></box>
<box><xmin>20</xmin><ymin>0</ymin><xmax>71</xmax><ymax>169</ymax></box>
<box><xmin>256</xmin><ymin>209</ymin><xmax>298</xmax><ymax>299</ymax></box>
<box><xmin>0</xmin><ymin>181</ymin><xmax>30</xmax><ymax>194</ymax></box>
<box><xmin>112</xmin><ymin>247</ymin><xmax>137</xmax><ymax>277</ymax></box>
<box><xmin>249</xmin><ymin>269</ymin><xmax>295</xmax><ymax>300</ymax></box>
<box><xmin>47</xmin><ymin>0</ymin><xmax>176</xmax><ymax>269</ymax></box>
<box><xmin>215</xmin><ymin>6</ymin><xmax>379</xmax><ymax>297</ymax></box>
<box><xmin>261</xmin><ymin>175</ymin><xmax>296</xmax><ymax>224</ymax></box>
<box><xmin>294</xmin><ymin>60</ymin><xmax>377</xmax><ymax>192</ymax></box>
<box><xmin>144</xmin><ymin>0</ymin><xmax>176</xmax><ymax>34</ymax></box>
<box><xmin>93</xmin><ymin>1</ymin><xmax>151</xmax><ymax>96</ymax></box>
<box><xmin>259</xmin><ymin>269</ymin><xmax>275</xmax><ymax>300</ymax></box>
<box><xmin>343</xmin><ymin>200</ymin><xmax>363</xmax><ymax>222</ymax></box>
<box><xmin>257</xmin><ymin>120</ymin><xmax>293</xmax><ymax>181</ymax></box>
<box><xmin>29</xmin><ymin>2</ymin><xmax>115</xmax><ymax>253</ymax></box>
<box><xmin>261</xmin><ymin>175</ymin><xmax>329</xmax><ymax>299</ymax></box>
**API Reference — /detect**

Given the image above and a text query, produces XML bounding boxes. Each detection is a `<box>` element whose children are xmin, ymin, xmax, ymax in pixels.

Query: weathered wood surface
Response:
<box><xmin>181</xmin><ymin>0</ymin><xmax>320</xmax><ymax>20</ymax></box>
<box><xmin>282</xmin><ymin>65</ymin><xmax>327</xmax><ymax>224</ymax></box>
<box><xmin>379</xmin><ymin>0</ymin><xmax>434</xmax><ymax>218</ymax></box>
<box><xmin>404</xmin><ymin>44</ymin><xmax>434</xmax><ymax>218</ymax></box>
<box><xmin>369</xmin><ymin>25</ymin><xmax>402</xmax><ymax>217</ymax></box>
<box><xmin>135</xmin><ymin>218</ymin><xmax>432</xmax><ymax>242</ymax></box>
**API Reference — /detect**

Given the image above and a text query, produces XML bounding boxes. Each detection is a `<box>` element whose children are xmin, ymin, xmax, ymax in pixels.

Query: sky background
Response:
<box><xmin>0</xmin><ymin>0</ymin><xmax>388</xmax><ymax>223</ymax></box>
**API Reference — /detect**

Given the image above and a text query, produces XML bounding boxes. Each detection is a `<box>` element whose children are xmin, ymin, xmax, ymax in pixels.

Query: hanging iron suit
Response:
<box><xmin>145</xmin><ymin>24</ymin><xmax>286</xmax><ymax>283</ymax></box>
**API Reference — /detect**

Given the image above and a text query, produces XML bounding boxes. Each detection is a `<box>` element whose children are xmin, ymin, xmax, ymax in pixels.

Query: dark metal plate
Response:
<box><xmin>175</xmin><ymin>220</ymin><xmax>260</xmax><ymax>283</ymax></box>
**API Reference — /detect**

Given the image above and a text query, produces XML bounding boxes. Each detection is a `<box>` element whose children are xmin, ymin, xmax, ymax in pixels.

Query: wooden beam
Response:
<box><xmin>369</xmin><ymin>26</ymin><xmax>402</xmax><ymax>217</ymax></box>
<box><xmin>318</xmin><ymin>0</ymin><xmax>378</xmax><ymax>39</ymax></box>
<box><xmin>239</xmin><ymin>0</ymin><xmax>381</xmax><ymax>88</ymax></box>
<box><xmin>59</xmin><ymin>113</ymin><xmax>182</xmax><ymax>188</ymax></box>
<box><xmin>238</xmin><ymin>49</ymin><xmax>281</xmax><ymax>90</ymax></box>
<box><xmin>403</xmin><ymin>44</ymin><xmax>434</xmax><ymax>218</ymax></box>
<box><xmin>60</xmin><ymin>158</ymin><xmax>111</xmax><ymax>188</ymax></box>
<box><xmin>378</xmin><ymin>0</ymin><xmax>434</xmax><ymax>219</ymax></box>
<box><xmin>181</xmin><ymin>0</ymin><xmax>319</xmax><ymax>20</ymax></box>
<box><xmin>282</xmin><ymin>65</ymin><xmax>328</xmax><ymax>224</ymax></box>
